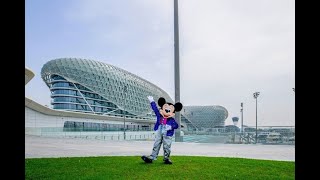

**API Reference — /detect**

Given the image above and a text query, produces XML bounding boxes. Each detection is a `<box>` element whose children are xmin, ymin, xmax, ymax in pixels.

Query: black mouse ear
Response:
<box><xmin>158</xmin><ymin>97</ymin><xmax>166</xmax><ymax>108</ymax></box>
<box><xmin>174</xmin><ymin>102</ymin><xmax>183</xmax><ymax>112</ymax></box>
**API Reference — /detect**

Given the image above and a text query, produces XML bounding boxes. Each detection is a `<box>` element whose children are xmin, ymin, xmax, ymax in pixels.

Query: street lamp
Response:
<box><xmin>253</xmin><ymin>92</ymin><xmax>260</xmax><ymax>143</ymax></box>
<box><xmin>240</xmin><ymin>103</ymin><xmax>243</xmax><ymax>133</ymax></box>
<box><xmin>123</xmin><ymin>85</ymin><xmax>127</xmax><ymax>140</ymax></box>
<box><xmin>174</xmin><ymin>0</ymin><xmax>182</xmax><ymax>142</ymax></box>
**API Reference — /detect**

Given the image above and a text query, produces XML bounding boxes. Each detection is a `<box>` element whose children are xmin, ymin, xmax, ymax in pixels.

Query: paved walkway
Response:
<box><xmin>25</xmin><ymin>135</ymin><xmax>295</xmax><ymax>161</ymax></box>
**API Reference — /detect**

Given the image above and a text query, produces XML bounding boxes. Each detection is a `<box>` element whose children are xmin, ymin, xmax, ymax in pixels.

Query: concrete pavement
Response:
<box><xmin>25</xmin><ymin>135</ymin><xmax>294</xmax><ymax>161</ymax></box>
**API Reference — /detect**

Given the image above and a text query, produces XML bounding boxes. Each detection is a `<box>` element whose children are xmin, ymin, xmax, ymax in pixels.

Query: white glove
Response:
<box><xmin>165</xmin><ymin>125</ymin><xmax>172</xmax><ymax>131</ymax></box>
<box><xmin>147</xmin><ymin>96</ymin><xmax>154</xmax><ymax>102</ymax></box>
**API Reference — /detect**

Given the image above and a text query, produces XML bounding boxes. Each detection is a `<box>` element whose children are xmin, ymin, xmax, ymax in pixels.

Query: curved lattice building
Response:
<box><xmin>182</xmin><ymin>106</ymin><xmax>228</xmax><ymax>130</ymax></box>
<box><xmin>41</xmin><ymin>58</ymin><xmax>228</xmax><ymax>129</ymax></box>
<box><xmin>41</xmin><ymin>58</ymin><xmax>173</xmax><ymax>120</ymax></box>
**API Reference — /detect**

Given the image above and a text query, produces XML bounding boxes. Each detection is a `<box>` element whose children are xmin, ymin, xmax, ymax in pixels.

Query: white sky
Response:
<box><xmin>25</xmin><ymin>0</ymin><xmax>295</xmax><ymax>126</ymax></box>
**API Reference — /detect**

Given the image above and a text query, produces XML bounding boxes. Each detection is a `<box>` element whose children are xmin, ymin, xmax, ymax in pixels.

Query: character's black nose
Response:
<box><xmin>165</xmin><ymin>109</ymin><xmax>170</xmax><ymax>113</ymax></box>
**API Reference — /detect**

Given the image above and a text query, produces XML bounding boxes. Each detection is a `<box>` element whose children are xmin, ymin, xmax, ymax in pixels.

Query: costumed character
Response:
<box><xmin>141</xmin><ymin>96</ymin><xmax>183</xmax><ymax>164</ymax></box>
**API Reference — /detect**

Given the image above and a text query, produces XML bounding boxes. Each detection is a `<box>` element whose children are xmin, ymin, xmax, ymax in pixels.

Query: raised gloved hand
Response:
<box><xmin>147</xmin><ymin>96</ymin><xmax>154</xmax><ymax>102</ymax></box>
<box><xmin>165</xmin><ymin>124</ymin><xmax>172</xmax><ymax>131</ymax></box>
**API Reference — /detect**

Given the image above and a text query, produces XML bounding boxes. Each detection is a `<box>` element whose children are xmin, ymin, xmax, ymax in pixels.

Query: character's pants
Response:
<box><xmin>150</xmin><ymin>127</ymin><xmax>173</xmax><ymax>160</ymax></box>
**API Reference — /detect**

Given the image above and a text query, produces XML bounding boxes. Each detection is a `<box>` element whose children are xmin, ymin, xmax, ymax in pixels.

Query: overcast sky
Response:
<box><xmin>25</xmin><ymin>0</ymin><xmax>295</xmax><ymax>126</ymax></box>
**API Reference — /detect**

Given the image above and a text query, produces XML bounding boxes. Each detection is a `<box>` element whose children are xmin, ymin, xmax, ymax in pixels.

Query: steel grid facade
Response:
<box><xmin>41</xmin><ymin>58</ymin><xmax>228</xmax><ymax>127</ymax></box>
<box><xmin>41</xmin><ymin>58</ymin><xmax>173</xmax><ymax>120</ymax></box>
<box><xmin>182</xmin><ymin>106</ymin><xmax>228</xmax><ymax>129</ymax></box>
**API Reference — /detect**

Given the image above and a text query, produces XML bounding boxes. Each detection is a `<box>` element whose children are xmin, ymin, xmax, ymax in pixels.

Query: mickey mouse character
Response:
<box><xmin>141</xmin><ymin>96</ymin><xmax>183</xmax><ymax>164</ymax></box>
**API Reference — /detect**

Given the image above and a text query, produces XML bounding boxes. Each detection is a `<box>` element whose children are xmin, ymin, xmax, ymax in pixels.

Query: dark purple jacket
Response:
<box><xmin>150</xmin><ymin>101</ymin><xmax>179</xmax><ymax>137</ymax></box>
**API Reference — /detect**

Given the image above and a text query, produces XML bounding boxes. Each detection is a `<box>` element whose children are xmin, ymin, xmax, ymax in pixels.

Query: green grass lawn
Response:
<box><xmin>25</xmin><ymin>156</ymin><xmax>294</xmax><ymax>180</ymax></box>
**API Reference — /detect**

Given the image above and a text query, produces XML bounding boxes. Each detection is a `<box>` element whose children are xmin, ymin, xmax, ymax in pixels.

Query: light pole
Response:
<box><xmin>174</xmin><ymin>0</ymin><xmax>182</xmax><ymax>142</ymax></box>
<box><xmin>123</xmin><ymin>83</ymin><xmax>127</xmax><ymax>140</ymax></box>
<box><xmin>241</xmin><ymin>103</ymin><xmax>243</xmax><ymax>133</ymax></box>
<box><xmin>253</xmin><ymin>92</ymin><xmax>260</xmax><ymax>143</ymax></box>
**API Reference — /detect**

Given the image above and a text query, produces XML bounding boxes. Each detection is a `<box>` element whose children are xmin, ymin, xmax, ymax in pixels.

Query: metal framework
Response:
<box><xmin>41</xmin><ymin>58</ymin><xmax>173</xmax><ymax>119</ymax></box>
<box><xmin>182</xmin><ymin>106</ymin><xmax>228</xmax><ymax>129</ymax></box>
<box><xmin>41</xmin><ymin>58</ymin><xmax>229</xmax><ymax>127</ymax></box>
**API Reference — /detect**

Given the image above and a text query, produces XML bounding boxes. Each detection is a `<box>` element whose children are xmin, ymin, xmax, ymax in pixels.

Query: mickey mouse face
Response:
<box><xmin>157</xmin><ymin>97</ymin><xmax>183</xmax><ymax>118</ymax></box>
<box><xmin>161</xmin><ymin>103</ymin><xmax>176</xmax><ymax>118</ymax></box>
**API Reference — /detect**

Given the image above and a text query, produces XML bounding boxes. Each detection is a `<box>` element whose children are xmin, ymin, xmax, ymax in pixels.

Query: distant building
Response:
<box><xmin>181</xmin><ymin>106</ymin><xmax>228</xmax><ymax>131</ymax></box>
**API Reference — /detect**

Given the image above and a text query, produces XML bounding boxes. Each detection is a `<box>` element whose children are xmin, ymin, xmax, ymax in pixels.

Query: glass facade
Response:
<box><xmin>47</xmin><ymin>75</ymin><xmax>125</xmax><ymax>115</ymax></box>
<box><xmin>63</xmin><ymin>121</ymin><xmax>151</xmax><ymax>131</ymax></box>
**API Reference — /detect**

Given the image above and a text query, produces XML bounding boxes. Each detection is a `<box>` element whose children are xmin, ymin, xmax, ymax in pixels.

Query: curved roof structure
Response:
<box><xmin>41</xmin><ymin>58</ymin><xmax>228</xmax><ymax>127</ymax></box>
<box><xmin>41</xmin><ymin>58</ymin><xmax>172</xmax><ymax>119</ymax></box>
<box><xmin>182</xmin><ymin>106</ymin><xmax>228</xmax><ymax>128</ymax></box>
<box><xmin>25</xmin><ymin>67</ymin><xmax>35</xmax><ymax>85</ymax></box>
